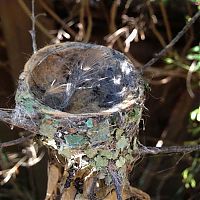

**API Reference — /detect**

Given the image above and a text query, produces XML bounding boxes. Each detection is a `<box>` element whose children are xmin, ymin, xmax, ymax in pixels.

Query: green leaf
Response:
<box><xmin>191</xmin><ymin>179</ymin><xmax>196</xmax><ymax>188</ymax></box>
<box><xmin>164</xmin><ymin>57</ymin><xmax>174</xmax><ymax>64</ymax></box>
<box><xmin>187</xmin><ymin>54</ymin><xmax>200</xmax><ymax>61</ymax></box>
<box><xmin>191</xmin><ymin>45</ymin><xmax>200</xmax><ymax>53</ymax></box>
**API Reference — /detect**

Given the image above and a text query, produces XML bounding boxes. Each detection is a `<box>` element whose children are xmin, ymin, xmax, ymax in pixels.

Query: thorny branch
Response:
<box><xmin>142</xmin><ymin>9</ymin><xmax>200</xmax><ymax>71</ymax></box>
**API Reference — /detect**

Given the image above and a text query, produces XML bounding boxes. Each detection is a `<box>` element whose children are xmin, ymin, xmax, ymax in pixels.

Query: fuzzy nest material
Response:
<box><xmin>12</xmin><ymin>42</ymin><xmax>145</xmax><ymax>199</ymax></box>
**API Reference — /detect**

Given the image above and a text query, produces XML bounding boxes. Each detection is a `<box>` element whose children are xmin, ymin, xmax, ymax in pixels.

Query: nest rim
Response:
<box><xmin>22</xmin><ymin>42</ymin><xmax>145</xmax><ymax>118</ymax></box>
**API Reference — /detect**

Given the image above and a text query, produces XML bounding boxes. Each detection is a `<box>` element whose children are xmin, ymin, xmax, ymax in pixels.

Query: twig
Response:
<box><xmin>110</xmin><ymin>0</ymin><xmax>123</xmax><ymax>50</ymax></box>
<box><xmin>146</xmin><ymin>0</ymin><xmax>166</xmax><ymax>48</ymax></box>
<box><xmin>142</xmin><ymin>10</ymin><xmax>200</xmax><ymax>71</ymax></box>
<box><xmin>186</xmin><ymin>61</ymin><xmax>196</xmax><ymax>98</ymax></box>
<box><xmin>0</xmin><ymin>156</ymin><xmax>27</xmax><ymax>185</ymax></box>
<box><xmin>182</xmin><ymin>2</ymin><xmax>195</xmax><ymax>56</ymax></box>
<box><xmin>159</xmin><ymin>1</ymin><xmax>172</xmax><ymax>42</ymax></box>
<box><xmin>109</xmin><ymin>0</ymin><xmax>141</xmax><ymax>66</ymax></box>
<box><xmin>149</xmin><ymin>76</ymin><xmax>172</xmax><ymax>85</ymax></box>
<box><xmin>0</xmin><ymin>133</ymin><xmax>35</xmax><ymax>148</ymax></box>
<box><xmin>88</xmin><ymin>177</ymin><xmax>97</xmax><ymax>200</ymax></box>
<box><xmin>122</xmin><ymin>0</ymin><xmax>133</xmax><ymax>15</ymax></box>
<box><xmin>106</xmin><ymin>27</ymin><xmax>129</xmax><ymax>48</ymax></box>
<box><xmin>84</xmin><ymin>0</ymin><xmax>93</xmax><ymax>42</ymax></box>
<box><xmin>108</xmin><ymin>165</ymin><xmax>122</xmax><ymax>200</ymax></box>
<box><xmin>136</xmin><ymin>144</ymin><xmax>200</xmax><ymax>155</ymax></box>
<box><xmin>77</xmin><ymin>0</ymin><xmax>86</xmax><ymax>41</ymax></box>
<box><xmin>17</xmin><ymin>0</ymin><xmax>54</xmax><ymax>40</ymax></box>
<box><xmin>39</xmin><ymin>0</ymin><xmax>76</xmax><ymax>38</ymax></box>
<box><xmin>124</xmin><ymin>28</ymin><xmax>138</xmax><ymax>52</ymax></box>
<box><xmin>30</xmin><ymin>0</ymin><xmax>37</xmax><ymax>53</ymax></box>
<box><xmin>0</xmin><ymin>109</ymin><xmax>13</xmax><ymax>125</ymax></box>
<box><xmin>144</xmin><ymin>67</ymin><xmax>186</xmax><ymax>78</ymax></box>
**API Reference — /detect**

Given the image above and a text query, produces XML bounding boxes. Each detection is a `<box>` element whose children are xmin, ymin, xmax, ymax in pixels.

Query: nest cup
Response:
<box><xmin>13</xmin><ymin>42</ymin><xmax>145</xmax><ymax>187</ymax></box>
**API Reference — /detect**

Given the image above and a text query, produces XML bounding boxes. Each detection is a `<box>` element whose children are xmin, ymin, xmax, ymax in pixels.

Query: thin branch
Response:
<box><xmin>108</xmin><ymin>165</ymin><xmax>122</xmax><ymax>200</ymax></box>
<box><xmin>0</xmin><ymin>133</ymin><xmax>35</xmax><ymax>148</ymax></box>
<box><xmin>144</xmin><ymin>67</ymin><xmax>187</xmax><ymax>78</ymax></box>
<box><xmin>182</xmin><ymin>2</ymin><xmax>195</xmax><ymax>56</ymax></box>
<box><xmin>77</xmin><ymin>0</ymin><xmax>86</xmax><ymax>41</ymax></box>
<box><xmin>0</xmin><ymin>109</ymin><xmax>13</xmax><ymax>125</ymax></box>
<box><xmin>186</xmin><ymin>61</ymin><xmax>196</xmax><ymax>98</ymax></box>
<box><xmin>30</xmin><ymin>0</ymin><xmax>37</xmax><ymax>53</ymax></box>
<box><xmin>146</xmin><ymin>0</ymin><xmax>166</xmax><ymax>48</ymax></box>
<box><xmin>142</xmin><ymin>10</ymin><xmax>200</xmax><ymax>71</ymax></box>
<box><xmin>88</xmin><ymin>177</ymin><xmax>97</xmax><ymax>200</ymax></box>
<box><xmin>18</xmin><ymin>0</ymin><xmax>54</xmax><ymax>40</ymax></box>
<box><xmin>149</xmin><ymin>76</ymin><xmax>172</xmax><ymax>85</ymax></box>
<box><xmin>109</xmin><ymin>0</ymin><xmax>141</xmax><ymax>66</ymax></box>
<box><xmin>84</xmin><ymin>0</ymin><xmax>93</xmax><ymax>42</ymax></box>
<box><xmin>159</xmin><ymin>1</ymin><xmax>172</xmax><ymax>42</ymax></box>
<box><xmin>0</xmin><ymin>156</ymin><xmax>27</xmax><ymax>185</ymax></box>
<box><xmin>136</xmin><ymin>144</ymin><xmax>200</xmax><ymax>155</ymax></box>
<box><xmin>38</xmin><ymin>0</ymin><xmax>76</xmax><ymax>38</ymax></box>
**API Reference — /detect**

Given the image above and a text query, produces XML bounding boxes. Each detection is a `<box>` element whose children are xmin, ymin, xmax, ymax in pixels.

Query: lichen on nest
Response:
<box><xmin>11</xmin><ymin>42</ymin><xmax>145</xmax><ymax>199</ymax></box>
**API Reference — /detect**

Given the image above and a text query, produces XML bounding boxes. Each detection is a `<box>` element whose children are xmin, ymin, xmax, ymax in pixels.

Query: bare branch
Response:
<box><xmin>18</xmin><ymin>0</ymin><xmax>54</xmax><ymax>40</ymax></box>
<box><xmin>142</xmin><ymin>10</ymin><xmax>200</xmax><ymax>70</ymax></box>
<box><xmin>108</xmin><ymin>165</ymin><xmax>122</xmax><ymax>200</ymax></box>
<box><xmin>0</xmin><ymin>133</ymin><xmax>35</xmax><ymax>148</ymax></box>
<box><xmin>38</xmin><ymin>0</ymin><xmax>76</xmax><ymax>38</ymax></box>
<box><xmin>136</xmin><ymin>144</ymin><xmax>200</xmax><ymax>155</ymax></box>
<box><xmin>30</xmin><ymin>0</ymin><xmax>37</xmax><ymax>53</ymax></box>
<box><xmin>186</xmin><ymin>61</ymin><xmax>196</xmax><ymax>98</ymax></box>
<box><xmin>0</xmin><ymin>156</ymin><xmax>27</xmax><ymax>185</ymax></box>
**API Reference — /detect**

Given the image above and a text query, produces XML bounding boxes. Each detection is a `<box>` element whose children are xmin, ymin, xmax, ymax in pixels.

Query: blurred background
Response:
<box><xmin>0</xmin><ymin>0</ymin><xmax>199</xmax><ymax>199</ymax></box>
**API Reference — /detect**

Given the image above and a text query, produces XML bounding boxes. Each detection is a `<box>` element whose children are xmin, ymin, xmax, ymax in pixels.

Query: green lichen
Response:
<box><xmin>94</xmin><ymin>155</ymin><xmax>109</xmax><ymax>169</ymax></box>
<box><xmin>88</xmin><ymin>120</ymin><xmax>110</xmax><ymax>144</ymax></box>
<box><xmin>39</xmin><ymin>116</ymin><xmax>60</xmax><ymax>138</ymax></box>
<box><xmin>64</xmin><ymin>134</ymin><xmax>88</xmax><ymax>148</ymax></box>
<box><xmin>16</xmin><ymin>91</ymin><xmax>37</xmax><ymax>113</ymax></box>
<box><xmin>85</xmin><ymin>118</ymin><xmax>94</xmax><ymax>128</ymax></box>
<box><xmin>115</xmin><ymin>128</ymin><xmax>124</xmax><ymax>140</ymax></box>
<box><xmin>116</xmin><ymin>136</ymin><xmax>129</xmax><ymax>151</ymax></box>
<box><xmin>39</xmin><ymin>120</ymin><xmax>58</xmax><ymax>138</ymax></box>
<box><xmin>116</xmin><ymin>156</ymin><xmax>126</xmax><ymax>168</ymax></box>
<box><xmin>127</xmin><ymin>107</ymin><xmax>141</xmax><ymax>123</ymax></box>
<box><xmin>85</xmin><ymin>149</ymin><xmax>98</xmax><ymax>158</ymax></box>
<box><xmin>100</xmin><ymin>150</ymin><xmax>114</xmax><ymax>159</ymax></box>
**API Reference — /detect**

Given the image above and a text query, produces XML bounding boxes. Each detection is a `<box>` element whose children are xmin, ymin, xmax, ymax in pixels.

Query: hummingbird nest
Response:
<box><xmin>12</xmin><ymin>42</ymin><xmax>145</xmax><ymax>199</ymax></box>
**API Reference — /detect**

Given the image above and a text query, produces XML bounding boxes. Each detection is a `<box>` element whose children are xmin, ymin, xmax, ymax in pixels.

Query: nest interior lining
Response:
<box><xmin>28</xmin><ymin>44</ymin><xmax>141</xmax><ymax>114</ymax></box>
